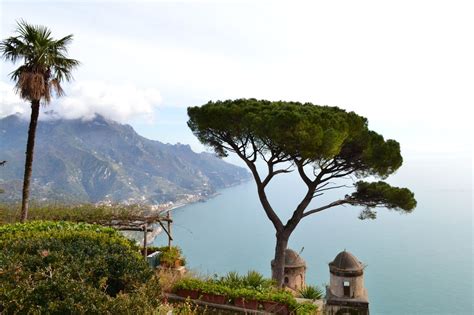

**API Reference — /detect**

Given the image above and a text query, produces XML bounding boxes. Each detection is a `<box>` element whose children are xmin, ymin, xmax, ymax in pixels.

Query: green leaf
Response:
<box><xmin>350</xmin><ymin>181</ymin><xmax>417</xmax><ymax>219</ymax></box>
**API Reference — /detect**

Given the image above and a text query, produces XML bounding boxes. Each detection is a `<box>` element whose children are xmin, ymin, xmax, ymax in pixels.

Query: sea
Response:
<box><xmin>154</xmin><ymin>156</ymin><xmax>472</xmax><ymax>314</ymax></box>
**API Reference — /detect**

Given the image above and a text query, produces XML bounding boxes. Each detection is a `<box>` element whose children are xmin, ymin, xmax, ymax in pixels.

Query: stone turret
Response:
<box><xmin>271</xmin><ymin>248</ymin><xmax>306</xmax><ymax>291</ymax></box>
<box><xmin>325</xmin><ymin>250</ymin><xmax>369</xmax><ymax>315</ymax></box>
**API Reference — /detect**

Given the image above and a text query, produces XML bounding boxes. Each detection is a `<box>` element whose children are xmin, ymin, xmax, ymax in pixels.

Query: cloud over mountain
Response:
<box><xmin>0</xmin><ymin>80</ymin><xmax>162</xmax><ymax>122</ymax></box>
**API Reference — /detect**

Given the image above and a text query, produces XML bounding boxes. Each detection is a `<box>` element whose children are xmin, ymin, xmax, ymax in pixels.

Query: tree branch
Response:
<box><xmin>302</xmin><ymin>199</ymin><xmax>351</xmax><ymax>218</ymax></box>
<box><xmin>262</xmin><ymin>164</ymin><xmax>293</xmax><ymax>188</ymax></box>
<box><xmin>314</xmin><ymin>184</ymin><xmax>351</xmax><ymax>195</ymax></box>
<box><xmin>320</xmin><ymin>169</ymin><xmax>355</xmax><ymax>183</ymax></box>
<box><xmin>295</xmin><ymin>159</ymin><xmax>312</xmax><ymax>187</ymax></box>
<box><xmin>228</xmin><ymin>139</ymin><xmax>284</xmax><ymax>231</ymax></box>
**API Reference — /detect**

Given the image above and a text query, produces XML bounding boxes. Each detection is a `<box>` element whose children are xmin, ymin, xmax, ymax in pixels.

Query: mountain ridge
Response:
<box><xmin>0</xmin><ymin>114</ymin><xmax>250</xmax><ymax>204</ymax></box>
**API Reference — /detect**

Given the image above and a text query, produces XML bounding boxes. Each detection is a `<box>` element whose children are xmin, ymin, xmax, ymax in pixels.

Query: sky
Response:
<box><xmin>0</xmin><ymin>0</ymin><xmax>473</xmax><ymax>163</ymax></box>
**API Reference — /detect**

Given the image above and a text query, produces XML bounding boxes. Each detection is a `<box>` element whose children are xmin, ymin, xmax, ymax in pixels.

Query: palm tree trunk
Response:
<box><xmin>20</xmin><ymin>100</ymin><xmax>40</xmax><ymax>222</ymax></box>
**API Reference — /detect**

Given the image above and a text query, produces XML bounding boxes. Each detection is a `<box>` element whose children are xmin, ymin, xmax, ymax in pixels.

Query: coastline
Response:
<box><xmin>167</xmin><ymin>178</ymin><xmax>252</xmax><ymax>213</ymax></box>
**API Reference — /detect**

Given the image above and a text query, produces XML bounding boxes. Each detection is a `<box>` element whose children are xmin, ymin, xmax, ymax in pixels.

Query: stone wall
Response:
<box><xmin>324</xmin><ymin>304</ymin><xmax>369</xmax><ymax>315</ymax></box>
<box><xmin>284</xmin><ymin>266</ymin><xmax>305</xmax><ymax>291</ymax></box>
<box><xmin>329</xmin><ymin>273</ymin><xmax>366</xmax><ymax>299</ymax></box>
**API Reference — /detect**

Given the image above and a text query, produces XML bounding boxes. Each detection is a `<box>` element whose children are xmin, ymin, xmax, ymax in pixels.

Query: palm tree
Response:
<box><xmin>0</xmin><ymin>20</ymin><xmax>79</xmax><ymax>222</ymax></box>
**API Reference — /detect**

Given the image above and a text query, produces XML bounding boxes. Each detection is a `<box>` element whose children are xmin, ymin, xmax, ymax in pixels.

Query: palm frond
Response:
<box><xmin>1</xmin><ymin>20</ymin><xmax>79</xmax><ymax>102</ymax></box>
<box><xmin>0</xmin><ymin>36</ymin><xmax>30</xmax><ymax>63</ymax></box>
<box><xmin>54</xmin><ymin>65</ymin><xmax>76</xmax><ymax>82</ymax></box>
<box><xmin>10</xmin><ymin>65</ymin><xmax>29</xmax><ymax>82</ymax></box>
<box><xmin>51</xmin><ymin>34</ymin><xmax>74</xmax><ymax>52</ymax></box>
<box><xmin>14</xmin><ymin>72</ymin><xmax>47</xmax><ymax>101</ymax></box>
<box><xmin>50</xmin><ymin>79</ymin><xmax>65</xmax><ymax>97</ymax></box>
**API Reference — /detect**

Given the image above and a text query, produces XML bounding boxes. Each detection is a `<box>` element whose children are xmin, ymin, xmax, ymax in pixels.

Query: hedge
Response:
<box><xmin>0</xmin><ymin>221</ymin><xmax>161</xmax><ymax>314</ymax></box>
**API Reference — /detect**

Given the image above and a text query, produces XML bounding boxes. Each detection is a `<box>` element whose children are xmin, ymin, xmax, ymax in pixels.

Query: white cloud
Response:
<box><xmin>0</xmin><ymin>80</ymin><xmax>162</xmax><ymax>123</ymax></box>
<box><xmin>1</xmin><ymin>1</ymin><xmax>472</xmax><ymax>157</ymax></box>
<box><xmin>0</xmin><ymin>81</ymin><xmax>26</xmax><ymax>117</ymax></box>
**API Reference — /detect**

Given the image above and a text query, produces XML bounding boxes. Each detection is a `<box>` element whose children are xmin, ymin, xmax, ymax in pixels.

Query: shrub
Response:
<box><xmin>295</xmin><ymin>302</ymin><xmax>318</xmax><ymax>314</ymax></box>
<box><xmin>0</xmin><ymin>221</ymin><xmax>160</xmax><ymax>313</ymax></box>
<box><xmin>242</xmin><ymin>270</ymin><xmax>268</xmax><ymax>289</ymax></box>
<box><xmin>174</xmin><ymin>278</ymin><xmax>205</xmax><ymax>292</ymax></box>
<box><xmin>220</xmin><ymin>271</ymin><xmax>243</xmax><ymax>288</ymax></box>
<box><xmin>200</xmin><ymin>282</ymin><xmax>232</xmax><ymax>296</ymax></box>
<box><xmin>157</xmin><ymin>246</ymin><xmax>186</xmax><ymax>267</ymax></box>
<box><xmin>257</xmin><ymin>290</ymin><xmax>297</xmax><ymax>308</ymax></box>
<box><xmin>217</xmin><ymin>270</ymin><xmax>274</xmax><ymax>291</ymax></box>
<box><xmin>173</xmin><ymin>275</ymin><xmax>299</xmax><ymax>310</ymax></box>
<box><xmin>228</xmin><ymin>287</ymin><xmax>259</xmax><ymax>300</ymax></box>
<box><xmin>298</xmin><ymin>285</ymin><xmax>324</xmax><ymax>300</ymax></box>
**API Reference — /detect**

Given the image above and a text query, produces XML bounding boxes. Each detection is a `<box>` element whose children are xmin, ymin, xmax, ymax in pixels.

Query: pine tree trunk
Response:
<box><xmin>20</xmin><ymin>100</ymin><xmax>40</xmax><ymax>223</ymax></box>
<box><xmin>272</xmin><ymin>232</ymin><xmax>290</xmax><ymax>287</ymax></box>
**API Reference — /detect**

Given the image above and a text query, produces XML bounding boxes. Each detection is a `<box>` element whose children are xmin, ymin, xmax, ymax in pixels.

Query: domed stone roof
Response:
<box><xmin>284</xmin><ymin>249</ymin><xmax>306</xmax><ymax>268</ymax></box>
<box><xmin>329</xmin><ymin>250</ymin><xmax>363</xmax><ymax>274</ymax></box>
<box><xmin>271</xmin><ymin>248</ymin><xmax>306</xmax><ymax>268</ymax></box>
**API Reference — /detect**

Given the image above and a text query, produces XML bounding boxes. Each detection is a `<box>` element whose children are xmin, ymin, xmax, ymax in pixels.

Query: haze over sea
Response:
<box><xmin>155</xmin><ymin>156</ymin><xmax>472</xmax><ymax>314</ymax></box>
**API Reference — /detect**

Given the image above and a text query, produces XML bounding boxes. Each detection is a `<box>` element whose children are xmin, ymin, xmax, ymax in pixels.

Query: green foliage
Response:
<box><xmin>242</xmin><ymin>270</ymin><xmax>266</xmax><ymax>288</ymax></box>
<box><xmin>200</xmin><ymin>282</ymin><xmax>232</xmax><ymax>296</ymax></box>
<box><xmin>0</xmin><ymin>220</ymin><xmax>117</xmax><ymax>234</ymax></box>
<box><xmin>298</xmin><ymin>285</ymin><xmax>324</xmax><ymax>300</ymax></box>
<box><xmin>173</xmin><ymin>274</ymin><xmax>299</xmax><ymax>310</ymax></box>
<box><xmin>350</xmin><ymin>181</ymin><xmax>417</xmax><ymax>219</ymax></box>
<box><xmin>188</xmin><ymin>99</ymin><xmax>416</xmax><ymax>274</ymax></box>
<box><xmin>0</xmin><ymin>20</ymin><xmax>79</xmax><ymax>102</ymax></box>
<box><xmin>229</xmin><ymin>287</ymin><xmax>259</xmax><ymax>300</ymax></box>
<box><xmin>257</xmin><ymin>290</ymin><xmax>297</xmax><ymax>307</ymax></box>
<box><xmin>174</xmin><ymin>278</ymin><xmax>232</xmax><ymax>296</ymax></box>
<box><xmin>157</xmin><ymin>246</ymin><xmax>186</xmax><ymax>267</ymax></box>
<box><xmin>295</xmin><ymin>302</ymin><xmax>318</xmax><ymax>314</ymax></box>
<box><xmin>188</xmin><ymin>99</ymin><xmax>403</xmax><ymax>178</ymax></box>
<box><xmin>0</xmin><ymin>221</ymin><xmax>161</xmax><ymax>313</ymax></box>
<box><xmin>216</xmin><ymin>270</ymin><xmax>274</xmax><ymax>290</ymax></box>
<box><xmin>0</xmin><ymin>203</ymin><xmax>153</xmax><ymax>224</ymax></box>
<box><xmin>174</xmin><ymin>278</ymin><xmax>204</xmax><ymax>291</ymax></box>
<box><xmin>221</xmin><ymin>271</ymin><xmax>243</xmax><ymax>288</ymax></box>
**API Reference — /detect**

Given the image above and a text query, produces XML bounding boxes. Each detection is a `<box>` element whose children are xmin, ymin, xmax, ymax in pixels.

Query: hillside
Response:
<box><xmin>0</xmin><ymin>114</ymin><xmax>250</xmax><ymax>204</ymax></box>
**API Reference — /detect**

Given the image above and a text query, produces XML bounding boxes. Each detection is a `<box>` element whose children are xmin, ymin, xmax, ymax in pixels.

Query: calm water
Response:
<box><xmin>154</xmin><ymin>157</ymin><xmax>472</xmax><ymax>314</ymax></box>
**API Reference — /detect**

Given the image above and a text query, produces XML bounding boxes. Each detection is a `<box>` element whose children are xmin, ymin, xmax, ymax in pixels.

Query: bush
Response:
<box><xmin>295</xmin><ymin>302</ymin><xmax>318</xmax><ymax>314</ymax></box>
<box><xmin>243</xmin><ymin>270</ymin><xmax>263</xmax><ymax>288</ymax></box>
<box><xmin>220</xmin><ymin>271</ymin><xmax>243</xmax><ymax>288</ymax></box>
<box><xmin>257</xmin><ymin>290</ymin><xmax>297</xmax><ymax>309</ymax></box>
<box><xmin>298</xmin><ymin>285</ymin><xmax>324</xmax><ymax>300</ymax></box>
<box><xmin>173</xmin><ymin>275</ymin><xmax>299</xmax><ymax>310</ymax></box>
<box><xmin>0</xmin><ymin>221</ymin><xmax>161</xmax><ymax>314</ymax></box>
<box><xmin>217</xmin><ymin>270</ymin><xmax>274</xmax><ymax>290</ymax></box>
<box><xmin>157</xmin><ymin>245</ymin><xmax>186</xmax><ymax>267</ymax></box>
<box><xmin>174</xmin><ymin>278</ymin><xmax>204</xmax><ymax>291</ymax></box>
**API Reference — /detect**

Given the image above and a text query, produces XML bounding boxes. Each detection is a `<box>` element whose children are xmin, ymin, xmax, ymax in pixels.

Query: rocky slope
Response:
<box><xmin>0</xmin><ymin>114</ymin><xmax>249</xmax><ymax>203</ymax></box>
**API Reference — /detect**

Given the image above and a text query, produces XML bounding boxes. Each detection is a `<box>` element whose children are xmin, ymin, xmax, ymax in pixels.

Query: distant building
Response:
<box><xmin>325</xmin><ymin>250</ymin><xmax>369</xmax><ymax>315</ymax></box>
<box><xmin>271</xmin><ymin>248</ymin><xmax>306</xmax><ymax>292</ymax></box>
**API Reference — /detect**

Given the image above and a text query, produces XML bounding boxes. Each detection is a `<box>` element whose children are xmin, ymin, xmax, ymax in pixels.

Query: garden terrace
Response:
<box><xmin>0</xmin><ymin>203</ymin><xmax>174</xmax><ymax>256</ymax></box>
<box><xmin>169</xmin><ymin>272</ymin><xmax>319</xmax><ymax>314</ymax></box>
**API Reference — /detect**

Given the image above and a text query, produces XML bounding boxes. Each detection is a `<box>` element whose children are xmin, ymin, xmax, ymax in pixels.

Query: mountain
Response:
<box><xmin>0</xmin><ymin>114</ymin><xmax>250</xmax><ymax>204</ymax></box>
